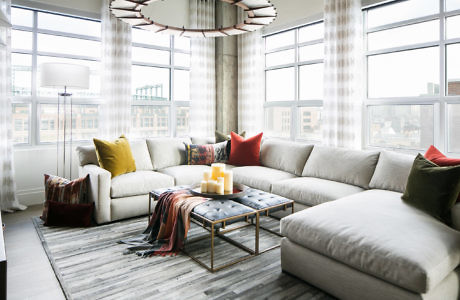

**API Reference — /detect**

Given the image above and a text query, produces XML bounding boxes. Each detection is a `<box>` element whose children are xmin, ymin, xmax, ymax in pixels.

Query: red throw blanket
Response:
<box><xmin>120</xmin><ymin>190</ymin><xmax>207</xmax><ymax>256</ymax></box>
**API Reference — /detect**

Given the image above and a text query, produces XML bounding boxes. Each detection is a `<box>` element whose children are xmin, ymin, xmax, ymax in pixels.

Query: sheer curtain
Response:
<box><xmin>238</xmin><ymin>11</ymin><xmax>264</xmax><ymax>136</ymax></box>
<box><xmin>99</xmin><ymin>0</ymin><xmax>132</xmax><ymax>139</ymax></box>
<box><xmin>322</xmin><ymin>0</ymin><xmax>363</xmax><ymax>149</ymax></box>
<box><xmin>189</xmin><ymin>0</ymin><xmax>216</xmax><ymax>137</ymax></box>
<box><xmin>0</xmin><ymin>0</ymin><xmax>25</xmax><ymax>211</ymax></box>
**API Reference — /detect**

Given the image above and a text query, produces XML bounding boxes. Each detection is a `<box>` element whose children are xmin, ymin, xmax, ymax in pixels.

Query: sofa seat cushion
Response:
<box><xmin>158</xmin><ymin>165</ymin><xmax>211</xmax><ymax>186</ymax></box>
<box><xmin>272</xmin><ymin>177</ymin><xmax>364</xmax><ymax>206</ymax></box>
<box><xmin>280</xmin><ymin>189</ymin><xmax>460</xmax><ymax>294</ymax></box>
<box><xmin>111</xmin><ymin>171</ymin><xmax>174</xmax><ymax>198</ymax></box>
<box><xmin>232</xmin><ymin>166</ymin><xmax>297</xmax><ymax>192</ymax></box>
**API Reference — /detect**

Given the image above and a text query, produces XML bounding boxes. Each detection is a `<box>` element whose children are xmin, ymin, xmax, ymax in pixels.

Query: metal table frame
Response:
<box><xmin>148</xmin><ymin>190</ymin><xmax>294</xmax><ymax>272</ymax></box>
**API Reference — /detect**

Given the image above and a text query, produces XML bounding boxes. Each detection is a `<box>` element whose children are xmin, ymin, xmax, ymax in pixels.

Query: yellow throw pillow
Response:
<box><xmin>93</xmin><ymin>135</ymin><xmax>136</xmax><ymax>178</ymax></box>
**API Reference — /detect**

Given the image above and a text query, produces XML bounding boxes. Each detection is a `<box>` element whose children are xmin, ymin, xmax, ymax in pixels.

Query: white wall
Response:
<box><xmin>14</xmin><ymin>146</ymin><xmax>83</xmax><ymax>206</ymax></box>
<box><xmin>13</xmin><ymin>0</ymin><xmax>101</xmax><ymax>18</ymax></box>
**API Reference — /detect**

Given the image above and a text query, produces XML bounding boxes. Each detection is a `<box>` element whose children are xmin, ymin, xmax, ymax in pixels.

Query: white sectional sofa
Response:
<box><xmin>77</xmin><ymin>136</ymin><xmax>460</xmax><ymax>299</ymax></box>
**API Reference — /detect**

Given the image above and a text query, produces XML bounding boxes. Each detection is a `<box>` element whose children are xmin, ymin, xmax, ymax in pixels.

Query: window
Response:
<box><xmin>11</xmin><ymin>6</ymin><xmax>101</xmax><ymax>144</ymax></box>
<box><xmin>264</xmin><ymin>22</ymin><xmax>323</xmax><ymax>140</ymax></box>
<box><xmin>365</xmin><ymin>0</ymin><xmax>460</xmax><ymax>152</ymax></box>
<box><xmin>131</xmin><ymin>28</ymin><xmax>190</xmax><ymax>138</ymax></box>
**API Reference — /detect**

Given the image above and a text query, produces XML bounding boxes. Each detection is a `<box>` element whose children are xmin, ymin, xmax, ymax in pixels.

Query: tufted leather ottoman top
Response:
<box><xmin>233</xmin><ymin>188</ymin><xmax>292</xmax><ymax>210</ymax></box>
<box><xmin>193</xmin><ymin>200</ymin><xmax>254</xmax><ymax>221</ymax></box>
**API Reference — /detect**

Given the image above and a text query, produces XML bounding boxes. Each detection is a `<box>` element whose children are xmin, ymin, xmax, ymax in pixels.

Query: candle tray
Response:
<box><xmin>189</xmin><ymin>183</ymin><xmax>248</xmax><ymax>200</ymax></box>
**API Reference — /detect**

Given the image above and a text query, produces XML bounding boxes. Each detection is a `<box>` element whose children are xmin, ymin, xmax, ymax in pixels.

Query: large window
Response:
<box><xmin>11</xmin><ymin>6</ymin><xmax>191</xmax><ymax>145</ymax></box>
<box><xmin>131</xmin><ymin>28</ymin><xmax>190</xmax><ymax>138</ymax></box>
<box><xmin>365</xmin><ymin>0</ymin><xmax>460</xmax><ymax>152</ymax></box>
<box><xmin>264</xmin><ymin>22</ymin><xmax>323</xmax><ymax>141</ymax></box>
<box><xmin>11</xmin><ymin>6</ymin><xmax>101</xmax><ymax>145</ymax></box>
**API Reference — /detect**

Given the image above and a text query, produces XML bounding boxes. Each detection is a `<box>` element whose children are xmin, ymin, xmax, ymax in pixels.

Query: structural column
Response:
<box><xmin>215</xmin><ymin>1</ymin><xmax>238</xmax><ymax>134</ymax></box>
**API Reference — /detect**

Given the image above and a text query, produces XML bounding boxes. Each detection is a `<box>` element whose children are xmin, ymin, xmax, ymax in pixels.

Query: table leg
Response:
<box><xmin>255</xmin><ymin>212</ymin><xmax>260</xmax><ymax>255</ymax></box>
<box><xmin>148</xmin><ymin>194</ymin><xmax>154</xmax><ymax>224</ymax></box>
<box><xmin>211</xmin><ymin>223</ymin><xmax>215</xmax><ymax>272</ymax></box>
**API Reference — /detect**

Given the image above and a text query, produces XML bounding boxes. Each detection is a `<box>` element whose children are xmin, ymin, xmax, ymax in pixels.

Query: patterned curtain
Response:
<box><xmin>189</xmin><ymin>0</ymin><xmax>216</xmax><ymax>137</ymax></box>
<box><xmin>237</xmin><ymin>11</ymin><xmax>264</xmax><ymax>136</ymax></box>
<box><xmin>0</xmin><ymin>0</ymin><xmax>26</xmax><ymax>211</ymax></box>
<box><xmin>99</xmin><ymin>0</ymin><xmax>132</xmax><ymax>139</ymax></box>
<box><xmin>322</xmin><ymin>0</ymin><xmax>363</xmax><ymax>149</ymax></box>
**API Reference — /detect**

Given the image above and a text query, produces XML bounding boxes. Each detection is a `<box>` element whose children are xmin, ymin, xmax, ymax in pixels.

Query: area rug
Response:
<box><xmin>33</xmin><ymin>216</ymin><xmax>334</xmax><ymax>300</ymax></box>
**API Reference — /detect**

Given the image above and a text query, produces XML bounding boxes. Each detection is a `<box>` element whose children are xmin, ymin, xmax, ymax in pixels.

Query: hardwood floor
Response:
<box><xmin>2</xmin><ymin>205</ymin><xmax>65</xmax><ymax>300</ymax></box>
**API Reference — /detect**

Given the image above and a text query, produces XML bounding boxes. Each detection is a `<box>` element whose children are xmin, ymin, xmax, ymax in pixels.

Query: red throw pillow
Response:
<box><xmin>425</xmin><ymin>145</ymin><xmax>460</xmax><ymax>202</ymax></box>
<box><xmin>41</xmin><ymin>174</ymin><xmax>93</xmax><ymax>227</ymax></box>
<box><xmin>228</xmin><ymin>132</ymin><xmax>263</xmax><ymax>166</ymax></box>
<box><xmin>425</xmin><ymin>145</ymin><xmax>460</xmax><ymax>166</ymax></box>
<box><xmin>45</xmin><ymin>201</ymin><xmax>94</xmax><ymax>227</ymax></box>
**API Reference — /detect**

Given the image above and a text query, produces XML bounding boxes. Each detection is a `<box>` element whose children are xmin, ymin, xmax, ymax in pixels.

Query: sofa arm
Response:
<box><xmin>79</xmin><ymin>164</ymin><xmax>111</xmax><ymax>224</ymax></box>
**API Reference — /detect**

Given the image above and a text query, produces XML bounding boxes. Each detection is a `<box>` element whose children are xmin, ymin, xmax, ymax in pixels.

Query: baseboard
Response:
<box><xmin>16</xmin><ymin>188</ymin><xmax>44</xmax><ymax>206</ymax></box>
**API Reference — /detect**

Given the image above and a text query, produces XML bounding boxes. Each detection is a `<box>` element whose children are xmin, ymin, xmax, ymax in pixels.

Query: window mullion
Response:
<box><xmin>31</xmin><ymin>10</ymin><xmax>38</xmax><ymax>146</ymax></box>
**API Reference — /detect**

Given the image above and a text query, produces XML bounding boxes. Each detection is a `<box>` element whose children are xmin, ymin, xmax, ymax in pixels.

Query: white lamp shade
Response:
<box><xmin>40</xmin><ymin>63</ymin><xmax>90</xmax><ymax>89</ymax></box>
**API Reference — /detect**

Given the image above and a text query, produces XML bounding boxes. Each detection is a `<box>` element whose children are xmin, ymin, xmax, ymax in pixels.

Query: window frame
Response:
<box><xmin>11</xmin><ymin>6</ymin><xmax>102</xmax><ymax>146</ymax></box>
<box><xmin>263</xmin><ymin>21</ymin><xmax>324</xmax><ymax>142</ymax></box>
<box><xmin>130</xmin><ymin>31</ymin><xmax>191</xmax><ymax>138</ymax></box>
<box><xmin>363</xmin><ymin>0</ymin><xmax>460</xmax><ymax>153</ymax></box>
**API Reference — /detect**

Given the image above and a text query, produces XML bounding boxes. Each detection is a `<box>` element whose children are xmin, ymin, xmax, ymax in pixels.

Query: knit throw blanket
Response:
<box><xmin>120</xmin><ymin>190</ymin><xmax>208</xmax><ymax>257</ymax></box>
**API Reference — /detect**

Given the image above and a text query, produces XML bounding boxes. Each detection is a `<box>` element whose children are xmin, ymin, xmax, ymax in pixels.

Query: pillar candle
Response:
<box><xmin>203</xmin><ymin>171</ymin><xmax>211</xmax><ymax>181</ymax></box>
<box><xmin>216</xmin><ymin>181</ymin><xmax>225</xmax><ymax>195</ymax></box>
<box><xmin>200</xmin><ymin>180</ymin><xmax>208</xmax><ymax>193</ymax></box>
<box><xmin>211</xmin><ymin>164</ymin><xmax>221</xmax><ymax>180</ymax></box>
<box><xmin>207</xmin><ymin>180</ymin><xmax>217</xmax><ymax>193</ymax></box>
<box><xmin>223</xmin><ymin>170</ymin><xmax>233</xmax><ymax>192</ymax></box>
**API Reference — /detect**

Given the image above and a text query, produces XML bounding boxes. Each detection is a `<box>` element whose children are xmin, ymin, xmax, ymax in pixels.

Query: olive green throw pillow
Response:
<box><xmin>215</xmin><ymin>130</ymin><xmax>246</xmax><ymax>143</ymax></box>
<box><xmin>93</xmin><ymin>135</ymin><xmax>136</xmax><ymax>178</ymax></box>
<box><xmin>402</xmin><ymin>154</ymin><xmax>460</xmax><ymax>224</ymax></box>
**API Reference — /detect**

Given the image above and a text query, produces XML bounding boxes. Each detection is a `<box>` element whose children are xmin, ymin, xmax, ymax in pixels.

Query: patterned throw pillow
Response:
<box><xmin>184</xmin><ymin>142</ymin><xmax>228</xmax><ymax>165</ymax></box>
<box><xmin>41</xmin><ymin>174</ymin><xmax>93</xmax><ymax>227</ymax></box>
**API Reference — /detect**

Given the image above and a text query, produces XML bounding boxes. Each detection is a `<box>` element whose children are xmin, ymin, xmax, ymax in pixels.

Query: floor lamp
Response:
<box><xmin>40</xmin><ymin>63</ymin><xmax>90</xmax><ymax>179</ymax></box>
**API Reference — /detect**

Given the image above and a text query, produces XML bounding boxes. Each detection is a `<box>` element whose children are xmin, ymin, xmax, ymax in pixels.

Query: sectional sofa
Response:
<box><xmin>76</xmin><ymin>137</ymin><xmax>460</xmax><ymax>300</ymax></box>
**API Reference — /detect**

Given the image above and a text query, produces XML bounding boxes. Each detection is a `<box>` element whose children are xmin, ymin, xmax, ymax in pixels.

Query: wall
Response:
<box><xmin>13</xmin><ymin>0</ymin><xmax>101</xmax><ymax>18</ymax></box>
<box><xmin>264</xmin><ymin>0</ymin><xmax>324</xmax><ymax>34</ymax></box>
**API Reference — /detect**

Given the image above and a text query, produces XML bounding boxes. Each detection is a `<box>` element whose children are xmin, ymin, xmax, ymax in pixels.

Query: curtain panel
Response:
<box><xmin>237</xmin><ymin>7</ymin><xmax>264</xmax><ymax>136</ymax></box>
<box><xmin>100</xmin><ymin>0</ymin><xmax>132</xmax><ymax>139</ymax></box>
<box><xmin>322</xmin><ymin>0</ymin><xmax>363</xmax><ymax>149</ymax></box>
<box><xmin>189</xmin><ymin>0</ymin><xmax>216</xmax><ymax>137</ymax></box>
<box><xmin>0</xmin><ymin>0</ymin><xmax>26</xmax><ymax>211</ymax></box>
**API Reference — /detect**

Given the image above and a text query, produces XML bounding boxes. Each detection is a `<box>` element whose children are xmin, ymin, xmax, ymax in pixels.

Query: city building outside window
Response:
<box><xmin>264</xmin><ymin>22</ymin><xmax>323</xmax><ymax>142</ymax></box>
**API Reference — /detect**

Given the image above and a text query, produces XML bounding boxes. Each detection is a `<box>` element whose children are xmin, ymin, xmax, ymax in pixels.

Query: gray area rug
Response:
<box><xmin>33</xmin><ymin>216</ymin><xmax>334</xmax><ymax>300</ymax></box>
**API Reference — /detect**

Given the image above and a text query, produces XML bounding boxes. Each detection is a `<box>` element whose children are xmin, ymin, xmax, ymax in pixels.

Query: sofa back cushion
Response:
<box><xmin>302</xmin><ymin>146</ymin><xmax>379</xmax><ymax>189</ymax></box>
<box><xmin>76</xmin><ymin>145</ymin><xmax>99</xmax><ymax>166</ymax></box>
<box><xmin>260</xmin><ymin>139</ymin><xmax>313</xmax><ymax>176</ymax></box>
<box><xmin>369</xmin><ymin>150</ymin><xmax>414</xmax><ymax>193</ymax></box>
<box><xmin>76</xmin><ymin>140</ymin><xmax>153</xmax><ymax>171</ymax></box>
<box><xmin>146</xmin><ymin>137</ymin><xmax>192</xmax><ymax>170</ymax></box>
<box><xmin>129</xmin><ymin>140</ymin><xmax>154</xmax><ymax>171</ymax></box>
<box><xmin>191</xmin><ymin>136</ymin><xmax>216</xmax><ymax>145</ymax></box>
